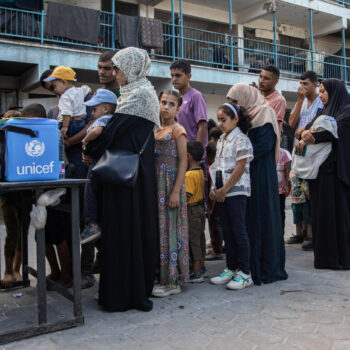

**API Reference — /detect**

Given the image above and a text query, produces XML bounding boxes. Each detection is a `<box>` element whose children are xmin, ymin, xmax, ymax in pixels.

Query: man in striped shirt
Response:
<box><xmin>289</xmin><ymin>71</ymin><xmax>324</xmax><ymax>146</ymax></box>
<box><xmin>258</xmin><ymin>65</ymin><xmax>286</xmax><ymax>133</ymax></box>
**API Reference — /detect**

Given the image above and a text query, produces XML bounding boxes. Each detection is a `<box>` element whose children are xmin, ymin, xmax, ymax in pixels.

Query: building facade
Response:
<box><xmin>1</xmin><ymin>0</ymin><xmax>350</xmax><ymax>119</ymax></box>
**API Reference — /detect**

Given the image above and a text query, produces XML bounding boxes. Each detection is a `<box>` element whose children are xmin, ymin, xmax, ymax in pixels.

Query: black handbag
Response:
<box><xmin>91</xmin><ymin>130</ymin><xmax>153</xmax><ymax>187</ymax></box>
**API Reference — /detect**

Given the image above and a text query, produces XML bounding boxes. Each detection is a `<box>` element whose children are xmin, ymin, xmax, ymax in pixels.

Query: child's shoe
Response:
<box><xmin>188</xmin><ymin>272</ymin><xmax>204</xmax><ymax>283</ymax></box>
<box><xmin>226</xmin><ymin>271</ymin><xmax>253</xmax><ymax>290</ymax></box>
<box><xmin>81</xmin><ymin>223</ymin><xmax>101</xmax><ymax>244</ymax></box>
<box><xmin>152</xmin><ymin>284</ymin><xmax>182</xmax><ymax>297</ymax></box>
<box><xmin>210</xmin><ymin>269</ymin><xmax>236</xmax><ymax>285</ymax></box>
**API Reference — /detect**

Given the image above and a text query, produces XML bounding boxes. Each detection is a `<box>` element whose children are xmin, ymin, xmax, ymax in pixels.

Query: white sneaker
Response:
<box><xmin>210</xmin><ymin>269</ymin><xmax>236</xmax><ymax>285</ymax></box>
<box><xmin>226</xmin><ymin>271</ymin><xmax>253</xmax><ymax>290</ymax></box>
<box><xmin>152</xmin><ymin>284</ymin><xmax>182</xmax><ymax>297</ymax></box>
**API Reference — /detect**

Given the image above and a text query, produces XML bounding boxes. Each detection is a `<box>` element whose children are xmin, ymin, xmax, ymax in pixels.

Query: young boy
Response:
<box><xmin>44</xmin><ymin>66</ymin><xmax>91</xmax><ymax>138</ymax></box>
<box><xmin>288</xmin><ymin>170</ymin><xmax>312</xmax><ymax>249</ymax></box>
<box><xmin>80</xmin><ymin>89</ymin><xmax>117</xmax><ymax>244</ymax></box>
<box><xmin>185</xmin><ymin>140</ymin><xmax>206</xmax><ymax>283</ymax></box>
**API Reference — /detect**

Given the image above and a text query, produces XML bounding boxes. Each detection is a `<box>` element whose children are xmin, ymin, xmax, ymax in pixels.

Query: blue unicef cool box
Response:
<box><xmin>0</xmin><ymin>118</ymin><xmax>59</xmax><ymax>181</ymax></box>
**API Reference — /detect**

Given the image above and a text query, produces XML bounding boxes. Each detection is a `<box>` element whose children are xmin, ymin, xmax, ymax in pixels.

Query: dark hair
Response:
<box><xmin>218</xmin><ymin>102</ymin><xmax>252</xmax><ymax>134</ymax></box>
<box><xmin>170</xmin><ymin>59</ymin><xmax>191</xmax><ymax>74</ymax></box>
<box><xmin>209</xmin><ymin>126</ymin><xmax>222</xmax><ymax>140</ymax></box>
<box><xmin>159</xmin><ymin>89</ymin><xmax>182</xmax><ymax>107</ymax></box>
<box><xmin>207</xmin><ymin>119</ymin><xmax>217</xmax><ymax>132</ymax></box>
<box><xmin>262</xmin><ymin>65</ymin><xmax>280</xmax><ymax>78</ymax></box>
<box><xmin>187</xmin><ymin>140</ymin><xmax>204</xmax><ymax>161</ymax></box>
<box><xmin>40</xmin><ymin>69</ymin><xmax>53</xmax><ymax>89</ymax></box>
<box><xmin>300</xmin><ymin>70</ymin><xmax>318</xmax><ymax>83</ymax></box>
<box><xmin>99</xmin><ymin>50</ymin><xmax>117</xmax><ymax>62</ymax></box>
<box><xmin>206</xmin><ymin>141</ymin><xmax>217</xmax><ymax>159</ymax></box>
<box><xmin>21</xmin><ymin>104</ymin><xmax>47</xmax><ymax>118</ymax></box>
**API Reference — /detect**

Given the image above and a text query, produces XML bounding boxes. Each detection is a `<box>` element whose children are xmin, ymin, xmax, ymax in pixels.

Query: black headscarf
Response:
<box><xmin>322</xmin><ymin>78</ymin><xmax>350</xmax><ymax>186</ymax></box>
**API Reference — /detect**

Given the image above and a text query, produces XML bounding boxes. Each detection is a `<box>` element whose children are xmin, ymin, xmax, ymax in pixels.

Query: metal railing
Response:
<box><xmin>0</xmin><ymin>5</ymin><xmax>349</xmax><ymax>83</ymax></box>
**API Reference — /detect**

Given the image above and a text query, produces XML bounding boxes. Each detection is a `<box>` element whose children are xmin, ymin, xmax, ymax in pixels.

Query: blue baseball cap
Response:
<box><xmin>84</xmin><ymin>89</ymin><xmax>118</xmax><ymax>107</ymax></box>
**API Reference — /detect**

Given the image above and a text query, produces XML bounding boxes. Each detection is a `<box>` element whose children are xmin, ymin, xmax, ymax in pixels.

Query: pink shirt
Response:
<box><xmin>277</xmin><ymin>148</ymin><xmax>291</xmax><ymax>195</ymax></box>
<box><xmin>265</xmin><ymin>90</ymin><xmax>286</xmax><ymax>133</ymax></box>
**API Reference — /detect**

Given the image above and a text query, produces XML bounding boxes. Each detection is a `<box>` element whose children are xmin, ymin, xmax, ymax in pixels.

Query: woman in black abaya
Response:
<box><xmin>297</xmin><ymin>78</ymin><xmax>350</xmax><ymax>269</ymax></box>
<box><xmin>85</xmin><ymin>48</ymin><xmax>160</xmax><ymax>311</ymax></box>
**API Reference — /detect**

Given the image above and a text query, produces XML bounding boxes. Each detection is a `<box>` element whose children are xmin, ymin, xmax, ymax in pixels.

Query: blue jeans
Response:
<box><xmin>66</xmin><ymin>119</ymin><xmax>86</xmax><ymax>138</ymax></box>
<box><xmin>84</xmin><ymin>160</ymin><xmax>100</xmax><ymax>224</ymax></box>
<box><xmin>216</xmin><ymin>195</ymin><xmax>250</xmax><ymax>274</ymax></box>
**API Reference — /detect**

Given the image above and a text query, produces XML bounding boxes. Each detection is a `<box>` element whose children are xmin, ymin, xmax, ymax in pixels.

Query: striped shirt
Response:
<box><xmin>86</xmin><ymin>114</ymin><xmax>113</xmax><ymax>134</ymax></box>
<box><xmin>292</xmin><ymin>96</ymin><xmax>323</xmax><ymax>146</ymax></box>
<box><xmin>265</xmin><ymin>90</ymin><xmax>286</xmax><ymax>133</ymax></box>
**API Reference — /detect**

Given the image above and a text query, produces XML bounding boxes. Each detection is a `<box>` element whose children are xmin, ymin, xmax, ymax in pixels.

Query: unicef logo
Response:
<box><xmin>25</xmin><ymin>140</ymin><xmax>45</xmax><ymax>158</ymax></box>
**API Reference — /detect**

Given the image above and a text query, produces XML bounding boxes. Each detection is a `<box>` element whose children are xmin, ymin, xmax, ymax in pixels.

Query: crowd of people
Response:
<box><xmin>1</xmin><ymin>47</ymin><xmax>350</xmax><ymax>314</ymax></box>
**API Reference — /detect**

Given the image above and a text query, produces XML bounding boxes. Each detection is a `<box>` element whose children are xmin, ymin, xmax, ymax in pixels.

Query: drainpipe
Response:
<box><xmin>229</xmin><ymin>0</ymin><xmax>234</xmax><ymax>70</ymax></box>
<box><xmin>179</xmin><ymin>0</ymin><xmax>183</xmax><ymax>58</ymax></box>
<box><xmin>111</xmin><ymin>0</ymin><xmax>115</xmax><ymax>49</ymax></box>
<box><xmin>309</xmin><ymin>9</ymin><xmax>314</xmax><ymax>71</ymax></box>
<box><xmin>171</xmin><ymin>0</ymin><xmax>175</xmax><ymax>60</ymax></box>
<box><xmin>342</xmin><ymin>27</ymin><xmax>347</xmax><ymax>82</ymax></box>
<box><xmin>273</xmin><ymin>7</ymin><xmax>277</xmax><ymax>65</ymax></box>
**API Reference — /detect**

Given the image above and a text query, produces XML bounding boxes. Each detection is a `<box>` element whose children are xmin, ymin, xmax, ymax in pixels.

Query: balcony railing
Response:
<box><xmin>0</xmin><ymin>5</ymin><xmax>349</xmax><ymax>83</ymax></box>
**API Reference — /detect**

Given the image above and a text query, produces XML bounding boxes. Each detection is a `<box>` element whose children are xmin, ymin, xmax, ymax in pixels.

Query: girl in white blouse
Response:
<box><xmin>209</xmin><ymin>102</ymin><xmax>254</xmax><ymax>290</ymax></box>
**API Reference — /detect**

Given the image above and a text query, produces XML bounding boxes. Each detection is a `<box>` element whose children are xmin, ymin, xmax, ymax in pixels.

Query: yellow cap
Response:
<box><xmin>44</xmin><ymin>66</ymin><xmax>76</xmax><ymax>82</ymax></box>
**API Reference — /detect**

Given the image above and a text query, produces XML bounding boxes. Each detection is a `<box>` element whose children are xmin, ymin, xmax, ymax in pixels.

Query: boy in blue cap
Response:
<box><xmin>80</xmin><ymin>89</ymin><xmax>117</xmax><ymax>244</ymax></box>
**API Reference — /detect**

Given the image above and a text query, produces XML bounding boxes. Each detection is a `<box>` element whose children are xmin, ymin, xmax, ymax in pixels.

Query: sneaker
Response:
<box><xmin>210</xmin><ymin>269</ymin><xmax>236</xmax><ymax>285</ymax></box>
<box><xmin>205</xmin><ymin>253</ymin><xmax>224</xmax><ymax>261</ymax></box>
<box><xmin>302</xmin><ymin>237</ymin><xmax>313</xmax><ymax>251</ymax></box>
<box><xmin>200</xmin><ymin>266</ymin><xmax>209</xmax><ymax>278</ymax></box>
<box><xmin>81</xmin><ymin>273</ymin><xmax>96</xmax><ymax>289</ymax></box>
<box><xmin>152</xmin><ymin>284</ymin><xmax>182</xmax><ymax>297</ymax></box>
<box><xmin>286</xmin><ymin>235</ymin><xmax>304</xmax><ymax>244</ymax></box>
<box><xmin>226</xmin><ymin>271</ymin><xmax>253</xmax><ymax>290</ymax></box>
<box><xmin>188</xmin><ymin>272</ymin><xmax>204</xmax><ymax>283</ymax></box>
<box><xmin>81</xmin><ymin>223</ymin><xmax>101</xmax><ymax>245</ymax></box>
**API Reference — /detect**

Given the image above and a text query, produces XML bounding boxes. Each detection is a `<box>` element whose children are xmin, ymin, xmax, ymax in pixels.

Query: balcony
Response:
<box><xmin>0</xmin><ymin>5</ymin><xmax>349</xmax><ymax>84</ymax></box>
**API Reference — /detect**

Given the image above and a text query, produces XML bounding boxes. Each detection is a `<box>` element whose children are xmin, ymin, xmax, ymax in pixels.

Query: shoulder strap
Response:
<box><xmin>139</xmin><ymin>129</ymin><xmax>153</xmax><ymax>155</ymax></box>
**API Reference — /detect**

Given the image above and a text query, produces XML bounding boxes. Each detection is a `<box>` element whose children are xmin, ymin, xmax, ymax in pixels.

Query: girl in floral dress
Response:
<box><xmin>153</xmin><ymin>90</ymin><xmax>189</xmax><ymax>297</ymax></box>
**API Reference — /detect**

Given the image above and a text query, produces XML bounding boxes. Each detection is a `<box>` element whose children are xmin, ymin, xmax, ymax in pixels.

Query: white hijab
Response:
<box><xmin>112</xmin><ymin>47</ymin><xmax>160</xmax><ymax>127</ymax></box>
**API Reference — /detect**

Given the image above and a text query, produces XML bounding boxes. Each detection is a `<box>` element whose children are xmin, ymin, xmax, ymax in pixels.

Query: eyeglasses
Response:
<box><xmin>113</xmin><ymin>65</ymin><xmax>119</xmax><ymax>72</ymax></box>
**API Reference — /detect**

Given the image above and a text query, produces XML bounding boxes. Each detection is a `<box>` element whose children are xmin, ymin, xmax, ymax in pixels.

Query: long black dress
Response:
<box><xmin>308</xmin><ymin>142</ymin><xmax>350</xmax><ymax>269</ymax></box>
<box><xmin>247</xmin><ymin>124</ymin><xmax>288</xmax><ymax>285</ymax></box>
<box><xmin>86</xmin><ymin>113</ymin><xmax>158</xmax><ymax>311</ymax></box>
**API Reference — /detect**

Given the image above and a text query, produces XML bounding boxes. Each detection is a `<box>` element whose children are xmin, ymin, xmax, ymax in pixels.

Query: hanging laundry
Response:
<box><xmin>140</xmin><ymin>17</ymin><xmax>163</xmax><ymax>49</ymax></box>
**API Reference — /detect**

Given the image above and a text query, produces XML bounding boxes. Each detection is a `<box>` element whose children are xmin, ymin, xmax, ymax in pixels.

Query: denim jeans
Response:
<box><xmin>84</xmin><ymin>160</ymin><xmax>100</xmax><ymax>224</ymax></box>
<box><xmin>216</xmin><ymin>195</ymin><xmax>250</xmax><ymax>274</ymax></box>
<box><xmin>66</xmin><ymin>119</ymin><xmax>86</xmax><ymax>138</ymax></box>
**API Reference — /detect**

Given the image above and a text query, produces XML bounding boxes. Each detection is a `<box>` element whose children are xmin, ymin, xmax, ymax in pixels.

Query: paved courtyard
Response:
<box><xmin>1</xmin><ymin>202</ymin><xmax>350</xmax><ymax>350</ymax></box>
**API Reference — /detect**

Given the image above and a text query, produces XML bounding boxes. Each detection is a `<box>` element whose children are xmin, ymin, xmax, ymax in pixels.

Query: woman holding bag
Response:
<box><xmin>85</xmin><ymin>47</ymin><xmax>160</xmax><ymax>312</ymax></box>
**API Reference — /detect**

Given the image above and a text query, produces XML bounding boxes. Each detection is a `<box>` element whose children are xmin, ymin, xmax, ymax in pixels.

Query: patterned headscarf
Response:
<box><xmin>227</xmin><ymin>83</ymin><xmax>280</xmax><ymax>162</ymax></box>
<box><xmin>112</xmin><ymin>47</ymin><xmax>160</xmax><ymax>127</ymax></box>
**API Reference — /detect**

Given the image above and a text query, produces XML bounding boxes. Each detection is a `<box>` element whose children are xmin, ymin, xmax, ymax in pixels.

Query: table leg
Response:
<box><xmin>71</xmin><ymin>186</ymin><xmax>82</xmax><ymax>318</ymax></box>
<box><xmin>21</xmin><ymin>220</ymin><xmax>29</xmax><ymax>285</ymax></box>
<box><xmin>36</xmin><ymin>228</ymin><xmax>47</xmax><ymax>325</ymax></box>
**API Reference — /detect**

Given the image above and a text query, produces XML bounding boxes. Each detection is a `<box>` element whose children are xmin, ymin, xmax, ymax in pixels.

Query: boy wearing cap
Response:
<box><xmin>80</xmin><ymin>89</ymin><xmax>117</xmax><ymax>244</ymax></box>
<box><xmin>44</xmin><ymin>66</ymin><xmax>91</xmax><ymax>138</ymax></box>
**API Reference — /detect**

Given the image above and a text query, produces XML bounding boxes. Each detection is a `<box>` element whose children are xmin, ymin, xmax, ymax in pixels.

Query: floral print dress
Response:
<box><xmin>155</xmin><ymin>123</ymin><xmax>189</xmax><ymax>285</ymax></box>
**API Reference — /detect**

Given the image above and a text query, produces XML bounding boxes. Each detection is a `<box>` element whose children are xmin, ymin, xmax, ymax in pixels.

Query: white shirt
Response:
<box><xmin>292</xmin><ymin>96</ymin><xmax>323</xmax><ymax>146</ymax></box>
<box><xmin>57</xmin><ymin>85</ymin><xmax>91</xmax><ymax>123</ymax></box>
<box><xmin>210</xmin><ymin>127</ymin><xmax>254</xmax><ymax>197</ymax></box>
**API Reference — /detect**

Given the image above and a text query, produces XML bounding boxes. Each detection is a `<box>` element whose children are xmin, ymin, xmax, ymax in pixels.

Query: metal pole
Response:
<box><xmin>179</xmin><ymin>0</ymin><xmax>183</xmax><ymax>58</ymax></box>
<box><xmin>40</xmin><ymin>9</ymin><xmax>44</xmax><ymax>44</ymax></box>
<box><xmin>342</xmin><ymin>27</ymin><xmax>347</xmax><ymax>82</ymax></box>
<box><xmin>111</xmin><ymin>0</ymin><xmax>115</xmax><ymax>49</ymax></box>
<box><xmin>309</xmin><ymin>9</ymin><xmax>314</xmax><ymax>71</ymax></box>
<box><xmin>171</xmin><ymin>0</ymin><xmax>175</xmax><ymax>60</ymax></box>
<box><xmin>229</xmin><ymin>0</ymin><xmax>234</xmax><ymax>70</ymax></box>
<box><xmin>273</xmin><ymin>9</ymin><xmax>277</xmax><ymax>66</ymax></box>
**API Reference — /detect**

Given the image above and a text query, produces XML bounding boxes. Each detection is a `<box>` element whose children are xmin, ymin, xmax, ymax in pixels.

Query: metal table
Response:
<box><xmin>0</xmin><ymin>179</ymin><xmax>88</xmax><ymax>345</ymax></box>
